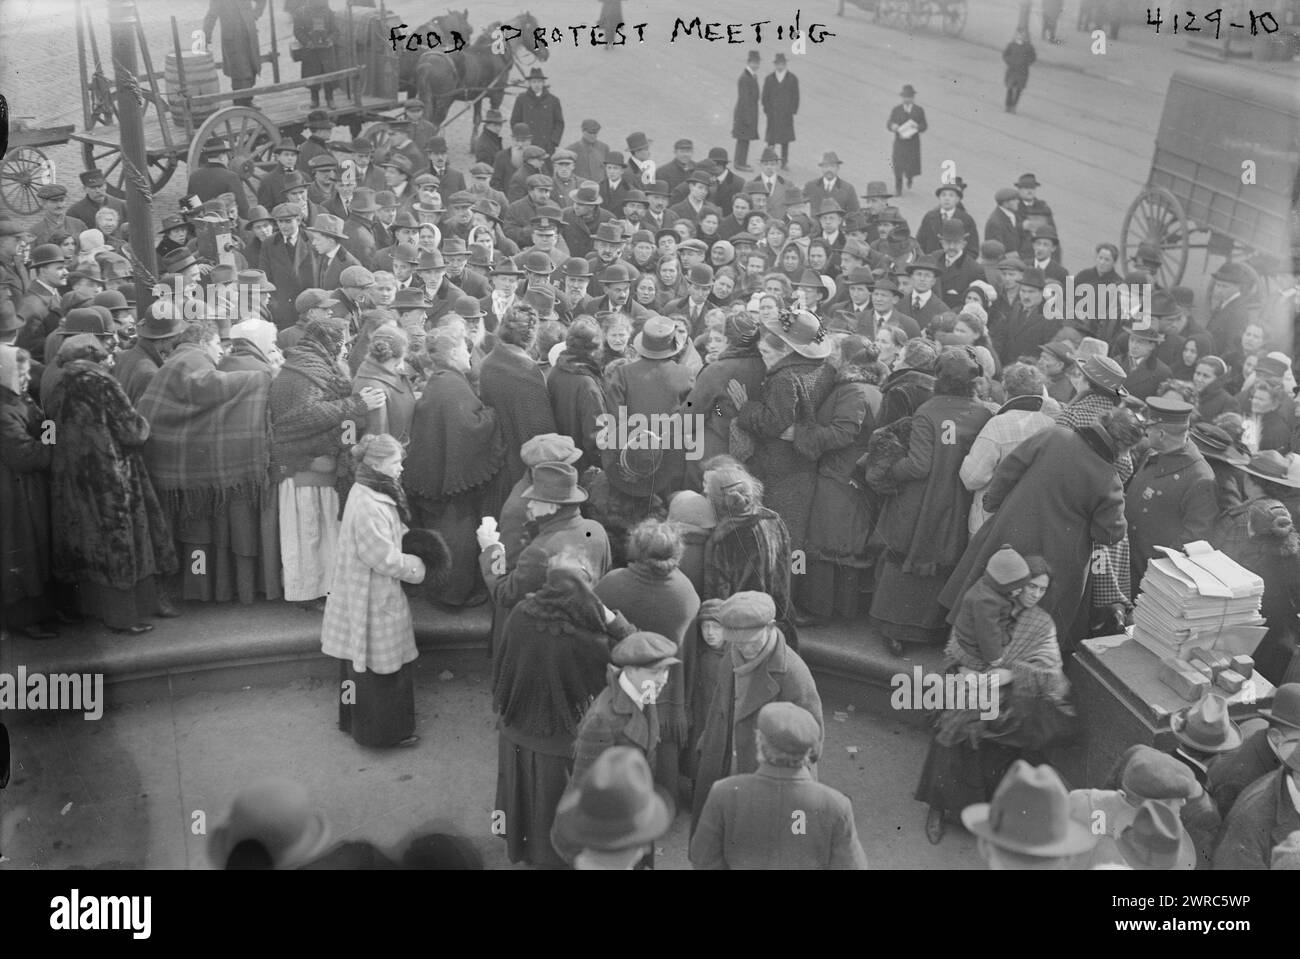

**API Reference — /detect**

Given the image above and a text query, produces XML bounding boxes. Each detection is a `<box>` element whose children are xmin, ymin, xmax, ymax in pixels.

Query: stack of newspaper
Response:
<box><xmin>1132</xmin><ymin>542</ymin><xmax>1266</xmax><ymax>661</ymax></box>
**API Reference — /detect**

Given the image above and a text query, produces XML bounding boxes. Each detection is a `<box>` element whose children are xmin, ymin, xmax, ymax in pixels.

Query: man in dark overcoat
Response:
<box><xmin>510</xmin><ymin>68</ymin><xmax>565</xmax><ymax>155</ymax></box>
<box><xmin>204</xmin><ymin>0</ymin><xmax>265</xmax><ymax>106</ymax></box>
<box><xmin>1212</xmin><ymin>749</ymin><xmax>1300</xmax><ymax>870</ymax></box>
<box><xmin>886</xmin><ymin>84</ymin><xmax>927</xmax><ymax>195</ymax></box>
<box><xmin>760</xmin><ymin>54</ymin><xmax>799</xmax><ymax>170</ymax></box>
<box><xmin>187</xmin><ymin>138</ymin><xmax>251</xmax><ymax>219</ymax></box>
<box><xmin>732</xmin><ymin>50</ymin><xmax>762</xmax><ymax>172</ymax></box>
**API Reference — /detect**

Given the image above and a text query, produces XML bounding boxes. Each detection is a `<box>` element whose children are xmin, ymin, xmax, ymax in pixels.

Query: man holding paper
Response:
<box><xmin>887</xmin><ymin>85</ymin><xmax>927</xmax><ymax>196</ymax></box>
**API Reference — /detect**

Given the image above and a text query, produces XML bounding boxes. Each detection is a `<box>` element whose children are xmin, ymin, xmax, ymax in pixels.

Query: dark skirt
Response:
<box><xmin>1</xmin><ymin>592</ymin><xmax>54</xmax><ymax>632</ymax></box>
<box><xmin>495</xmin><ymin>725</ymin><xmax>573</xmax><ymax>867</ymax></box>
<box><xmin>78</xmin><ymin>576</ymin><xmax>158</xmax><ymax>630</ymax></box>
<box><xmin>173</xmin><ymin>497</ymin><xmax>282</xmax><ymax>604</ymax></box>
<box><xmin>412</xmin><ymin>489</ymin><xmax>486</xmax><ymax>607</ymax></box>
<box><xmin>914</xmin><ymin>735</ymin><xmax>1022</xmax><ymax>820</ymax></box>
<box><xmin>337</xmin><ymin>660</ymin><xmax>416</xmax><ymax>748</ymax></box>
<box><xmin>800</xmin><ymin>560</ymin><xmax>870</xmax><ymax>620</ymax></box>
<box><xmin>869</xmin><ymin>557</ymin><xmax>952</xmax><ymax>645</ymax></box>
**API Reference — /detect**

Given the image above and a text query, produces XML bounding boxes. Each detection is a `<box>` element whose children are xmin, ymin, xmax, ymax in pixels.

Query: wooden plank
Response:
<box><xmin>185</xmin><ymin>67</ymin><xmax>365</xmax><ymax>109</ymax></box>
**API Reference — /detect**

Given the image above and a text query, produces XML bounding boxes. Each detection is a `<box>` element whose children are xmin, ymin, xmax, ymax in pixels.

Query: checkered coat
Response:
<box><xmin>320</xmin><ymin>483</ymin><xmax>427</xmax><ymax>674</ymax></box>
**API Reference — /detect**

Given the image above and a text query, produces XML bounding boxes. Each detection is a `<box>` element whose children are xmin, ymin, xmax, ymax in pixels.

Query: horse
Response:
<box><xmin>414</xmin><ymin>12</ymin><xmax>547</xmax><ymax>133</ymax></box>
<box><xmin>396</xmin><ymin>8</ymin><xmax>473</xmax><ymax>96</ymax></box>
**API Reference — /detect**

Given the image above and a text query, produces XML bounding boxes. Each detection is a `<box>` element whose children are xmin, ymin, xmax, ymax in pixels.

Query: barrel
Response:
<box><xmin>165</xmin><ymin>51</ymin><xmax>220</xmax><ymax>125</ymax></box>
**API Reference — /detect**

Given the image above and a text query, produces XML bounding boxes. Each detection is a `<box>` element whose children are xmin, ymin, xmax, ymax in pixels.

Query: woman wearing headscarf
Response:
<box><xmin>269</xmin><ymin>317</ymin><xmax>383</xmax><ymax>607</ymax></box>
<box><xmin>546</xmin><ymin>317</ymin><xmax>609</xmax><ymax>473</ymax></box>
<box><xmin>870</xmin><ymin>348</ymin><xmax>993</xmax><ymax>655</ymax></box>
<box><xmin>682</xmin><ymin>598</ymin><xmax>725</xmax><ymax>783</ymax></box>
<box><xmin>728</xmin><ymin>309</ymin><xmax>836</xmax><ymax>569</ymax></box>
<box><xmin>774</xmin><ymin>240</ymin><xmax>806</xmax><ymax>287</ymax></box>
<box><xmin>405</xmin><ymin>328</ymin><xmax>507</xmax><ymax>608</ymax></box>
<box><xmin>680</xmin><ymin>310</ymin><xmax>764</xmax><ymax>490</ymax></box>
<box><xmin>1170</xmin><ymin>331</ymin><xmax>1215</xmax><ymax>382</ymax></box>
<box><xmin>941</xmin><ymin>408</ymin><xmax>1136</xmax><ymax>653</ymax></box>
<box><xmin>795</xmin><ymin>336</ymin><xmax>885</xmax><ymax>621</ymax></box>
<box><xmin>47</xmin><ymin>334</ymin><xmax>177</xmax><ymax>633</ymax></box>
<box><xmin>594</xmin><ymin>519</ymin><xmax>701</xmax><ymax>804</ymax></box>
<box><xmin>701</xmin><ymin>458</ymin><xmax>797</xmax><ymax>647</ymax></box>
<box><xmin>136</xmin><ymin>320</ymin><xmax>275</xmax><ymax>606</ymax></box>
<box><xmin>0</xmin><ymin>345</ymin><xmax>63</xmax><ymax>638</ymax></box>
<box><xmin>321</xmin><ymin>433</ymin><xmax>435</xmax><ymax>748</ymax></box>
<box><xmin>917</xmin><ymin>556</ymin><xmax>1077</xmax><ymax>843</ymax></box>
<box><xmin>353</xmin><ymin>324</ymin><xmax>418</xmax><ymax>445</ymax></box>
<box><xmin>493</xmin><ymin>551</ymin><xmax>634</xmax><ymax>867</ymax></box>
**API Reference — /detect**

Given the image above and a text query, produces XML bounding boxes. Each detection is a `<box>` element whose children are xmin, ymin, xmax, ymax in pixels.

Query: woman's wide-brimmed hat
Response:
<box><xmin>1189</xmin><ymin>423</ymin><xmax>1248</xmax><ymax>467</ymax></box>
<box><xmin>761</xmin><ymin>308</ymin><xmax>832</xmax><ymax>359</ymax></box>
<box><xmin>552</xmin><ymin>747</ymin><xmax>674</xmax><ymax>852</ymax></box>
<box><xmin>1235</xmin><ymin>450</ymin><xmax>1300</xmax><ymax>489</ymax></box>
<box><xmin>632</xmin><ymin>315</ymin><xmax>687</xmax><ymax>360</ymax></box>
<box><xmin>1169</xmin><ymin>693</ymin><xmax>1243</xmax><ymax>754</ymax></box>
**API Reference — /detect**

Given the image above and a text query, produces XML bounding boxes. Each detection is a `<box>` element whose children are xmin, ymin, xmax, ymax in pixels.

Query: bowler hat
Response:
<box><xmin>900</xmin><ymin>84</ymin><xmax>916</xmax><ymax>97</ymax></box>
<box><xmin>862</xmin><ymin>181</ymin><xmax>892</xmax><ymax>199</ymax></box>
<box><xmin>604</xmin><ymin>151</ymin><xmax>626</xmax><ymax>167</ymax></box>
<box><xmin>1259</xmin><ymin>683</ymin><xmax>1300</xmax><ymax>731</ymax></box>
<box><xmin>207</xmin><ymin>778</ymin><xmax>332</xmax><ymax>870</ymax></box>
<box><xmin>63</xmin><ymin>307</ymin><xmax>110</xmax><ymax>336</ymax></box>
<box><xmin>1117</xmin><ymin>801</ymin><xmax>1196</xmax><ymax>870</ymax></box>
<box><xmin>29</xmin><ymin>243</ymin><xmax>67</xmax><ymax>267</ymax></box>
<box><xmin>523</xmin><ymin>462</ymin><xmax>587</xmax><ymax>504</ymax></box>
<box><xmin>521</xmin><ymin>433</ymin><xmax>582</xmax><ymax>468</ymax></box>
<box><xmin>1212</xmin><ymin>261</ymin><xmax>1251</xmax><ymax>286</ymax></box>
<box><xmin>757</xmin><ymin>702</ymin><xmax>821</xmax><ymax>756</ymax></box>
<box><xmin>1170</xmin><ymin>694</ymin><xmax>1243</xmax><ymax>754</ymax></box>
<box><xmin>687</xmin><ymin>263</ymin><xmax>714</xmax><ymax>286</ymax></box>
<box><xmin>611</xmin><ymin>632</ymin><xmax>681</xmax><ymax>669</ymax></box>
<box><xmin>551</xmin><ymin>747</ymin><xmax>673</xmax><ymax>852</ymax></box>
<box><xmin>598</xmin><ymin>262</ymin><xmax>632</xmax><ymax>285</ymax></box>
<box><xmin>79</xmin><ymin>169</ymin><xmax>107</xmax><ymax>187</ymax></box>
<box><xmin>91</xmin><ymin>289</ymin><xmax>130</xmax><ymax>313</ymax></box>
<box><xmin>1032</xmin><ymin>224</ymin><xmax>1059</xmax><ymax>244</ymax></box>
<box><xmin>1133</xmin><ymin>241</ymin><xmax>1162</xmax><ymax>266</ymax></box>
<box><xmin>511</xmin><ymin>122</ymin><xmax>532</xmax><ymax>139</ymax></box>
<box><xmin>907</xmin><ymin>254</ymin><xmax>940</xmax><ymax>275</ymax></box>
<box><xmin>0</xmin><ymin>299</ymin><xmax>20</xmax><ymax>335</ymax></box>
<box><xmin>468</xmin><ymin>244</ymin><xmax>491</xmax><ymax>268</ymax></box>
<box><xmin>1019</xmin><ymin>267</ymin><xmax>1047</xmax><ymax>289</ymax></box>
<box><xmin>520</xmin><ymin>250</ymin><xmax>554</xmax><ymax>275</ymax></box>
<box><xmin>452</xmin><ymin>296</ymin><xmax>484</xmax><ymax>321</ymax></box>
<box><xmin>620</xmin><ymin>189</ymin><xmax>647</xmax><ymax>207</ymax></box>
<box><xmin>200</xmin><ymin>136</ymin><xmax>231</xmax><ymax>156</ymax></box>
<box><xmin>561</xmin><ymin>257</ymin><xmax>593</xmax><ymax>278</ymax></box>
<box><xmin>935</xmin><ymin>181</ymin><xmax>964</xmax><ymax>198</ymax></box>
<box><xmin>685</xmin><ymin>169</ymin><xmax>712</xmax><ymax>187</ymax></box>
<box><xmin>961</xmin><ymin>761</ymin><xmax>1097</xmax><ymax>858</ymax></box>
<box><xmin>306</xmin><ymin>110</ymin><xmax>332</xmax><ymax>130</ymax></box>
<box><xmin>633</xmin><ymin>315</ymin><xmax>687</xmax><ymax>360</ymax></box>
<box><xmin>938</xmin><ymin>218</ymin><xmax>968</xmax><ymax>241</ymax></box>
<box><xmin>642</xmin><ymin>179</ymin><xmax>670</xmax><ymax>197</ymax></box>
<box><xmin>490</xmin><ymin>255</ymin><xmax>522</xmax><ymax>276</ymax></box>
<box><xmin>625</xmin><ymin>132</ymin><xmax>651</xmax><ymax>153</ymax></box>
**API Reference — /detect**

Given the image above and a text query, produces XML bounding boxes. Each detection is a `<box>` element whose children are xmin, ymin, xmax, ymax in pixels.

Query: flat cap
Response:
<box><xmin>520</xmin><ymin>433</ymin><xmax>582</xmax><ymax>467</ymax></box>
<box><xmin>611</xmin><ymin>632</ymin><xmax>681</xmax><ymax>669</ymax></box>
<box><xmin>757</xmin><ymin>702</ymin><xmax>821</xmax><ymax>755</ymax></box>
<box><xmin>339</xmin><ymin>265</ymin><xmax>375</xmax><ymax>288</ymax></box>
<box><xmin>716</xmin><ymin>591</ymin><xmax>776</xmax><ymax>632</ymax></box>
<box><xmin>551</xmin><ymin>148</ymin><xmax>577</xmax><ymax>163</ymax></box>
<box><xmin>1120</xmin><ymin>745</ymin><xmax>1203</xmax><ymax>801</ymax></box>
<box><xmin>36</xmin><ymin>184</ymin><xmax>68</xmax><ymax>200</ymax></box>
<box><xmin>295</xmin><ymin>288</ymin><xmax>338</xmax><ymax>312</ymax></box>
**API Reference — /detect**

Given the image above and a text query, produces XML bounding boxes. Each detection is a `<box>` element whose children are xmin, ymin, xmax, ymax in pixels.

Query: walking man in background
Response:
<box><xmin>732</xmin><ymin>50</ymin><xmax>761</xmax><ymax>173</ymax></box>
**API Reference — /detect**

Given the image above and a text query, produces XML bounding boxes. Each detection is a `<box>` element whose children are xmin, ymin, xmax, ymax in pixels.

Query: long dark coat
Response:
<box><xmin>204</xmin><ymin>0</ymin><xmax>265</xmax><ymax>82</ymax></box>
<box><xmin>939</xmin><ymin>425</ymin><xmax>1127</xmax><ymax>641</ymax></box>
<box><xmin>681</xmin><ymin>347</ymin><xmax>766</xmax><ymax>489</ymax></box>
<box><xmin>1213</xmin><ymin>768</ymin><xmax>1300</xmax><ymax>870</ymax></box>
<box><xmin>735</xmin><ymin>352</ymin><xmax>835</xmax><ymax>550</ymax></box>
<box><xmin>761</xmin><ymin>71</ymin><xmax>799</xmax><ymax>145</ymax></box>
<box><xmin>47</xmin><ymin>361</ymin><xmax>177</xmax><ymax>590</ymax></box>
<box><xmin>691</xmin><ymin>631</ymin><xmax>823</xmax><ymax>832</ymax></box>
<box><xmin>292</xmin><ymin>2</ymin><xmax>339</xmax><ymax>81</ymax></box>
<box><xmin>546</xmin><ymin>352</ymin><xmax>609</xmax><ymax>473</ymax></box>
<box><xmin>797</xmin><ymin>375</ymin><xmax>879</xmax><ymax>564</ymax></box>
<box><xmin>0</xmin><ymin>384</ymin><xmax>52</xmax><ymax>607</ymax></box>
<box><xmin>732</xmin><ymin>69</ymin><xmax>761</xmax><ymax>141</ymax></box>
<box><xmin>510</xmin><ymin>90</ymin><xmax>565</xmax><ymax>154</ymax></box>
<box><xmin>479</xmin><ymin>342</ymin><xmax>558</xmax><ymax>512</ymax></box>
<box><xmin>1002</xmin><ymin>39</ymin><xmax>1036</xmax><ymax>86</ymax></box>
<box><xmin>887</xmin><ymin>103</ymin><xmax>927</xmax><ymax>180</ymax></box>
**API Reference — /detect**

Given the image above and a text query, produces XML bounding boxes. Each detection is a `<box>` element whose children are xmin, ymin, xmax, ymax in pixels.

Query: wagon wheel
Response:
<box><xmin>1121</xmin><ymin>186</ymin><xmax>1191</xmax><ymax>288</ymax></box>
<box><xmin>80</xmin><ymin>141</ymin><xmax>179</xmax><ymax>202</ymax></box>
<box><xmin>188</xmin><ymin>106</ymin><xmax>281</xmax><ymax>206</ymax></box>
<box><xmin>939</xmin><ymin>0</ymin><xmax>968</xmax><ymax>36</ymax></box>
<box><xmin>0</xmin><ymin>147</ymin><xmax>56</xmax><ymax>215</ymax></box>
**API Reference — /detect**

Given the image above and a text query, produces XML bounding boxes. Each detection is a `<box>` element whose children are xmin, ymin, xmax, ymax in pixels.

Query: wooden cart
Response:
<box><xmin>1120</xmin><ymin>67</ymin><xmax>1300</xmax><ymax>290</ymax></box>
<box><xmin>836</xmin><ymin>0</ymin><xmax>968</xmax><ymax>37</ymax></box>
<box><xmin>0</xmin><ymin>123</ymin><xmax>75</xmax><ymax>215</ymax></box>
<box><xmin>59</xmin><ymin>0</ymin><xmax>404</xmax><ymax>207</ymax></box>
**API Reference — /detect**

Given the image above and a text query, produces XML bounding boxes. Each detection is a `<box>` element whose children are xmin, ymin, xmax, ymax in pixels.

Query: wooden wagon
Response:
<box><xmin>1120</xmin><ymin>68</ymin><xmax>1300</xmax><ymax>290</ymax></box>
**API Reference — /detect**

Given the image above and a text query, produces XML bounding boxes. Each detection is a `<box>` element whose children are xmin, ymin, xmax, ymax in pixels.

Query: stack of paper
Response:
<box><xmin>1131</xmin><ymin>542</ymin><xmax>1266</xmax><ymax>661</ymax></box>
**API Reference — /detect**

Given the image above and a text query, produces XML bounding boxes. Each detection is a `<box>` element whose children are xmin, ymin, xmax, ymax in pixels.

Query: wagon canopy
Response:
<box><xmin>1151</xmin><ymin>67</ymin><xmax>1300</xmax><ymax>262</ymax></box>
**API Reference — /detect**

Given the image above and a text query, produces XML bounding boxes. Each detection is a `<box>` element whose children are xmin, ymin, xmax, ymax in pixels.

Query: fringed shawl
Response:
<box><xmin>135</xmin><ymin>342</ymin><xmax>273</xmax><ymax>516</ymax></box>
<box><xmin>404</xmin><ymin>365</ymin><xmax>506</xmax><ymax>499</ymax></box>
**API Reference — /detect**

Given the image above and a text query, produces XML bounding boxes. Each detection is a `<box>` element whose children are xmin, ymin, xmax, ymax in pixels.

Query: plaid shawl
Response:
<box><xmin>136</xmin><ymin>342</ymin><xmax>273</xmax><ymax>516</ymax></box>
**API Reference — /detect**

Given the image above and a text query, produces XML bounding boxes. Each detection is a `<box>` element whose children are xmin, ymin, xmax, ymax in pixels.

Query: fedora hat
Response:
<box><xmin>633</xmin><ymin>315</ymin><xmax>687</xmax><ymax>360</ymax></box>
<box><xmin>207</xmin><ymin>778</ymin><xmax>332</xmax><ymax>870</ymax></box>
<box><xmin>522</xmin><ymin>287</ymin><xmax>558</xmax><ymax>319</ymax></box>
<box><xmin>160</xmin><ymin>248</ymin><xmax>199</xmax><ymax>273</ymax></box>
<box><xmin>489</xmin><ymin>255</ymin><xmax>522</xmax><ymax>276</ymax></box>
<box><xmin>136</xmin><ymin>312</ymin><xmax>188</xmax><ymax>339</ymax></box>
<box><xmin>1039</xmin><ymin>340</ymin><xmax>1076</xmax><ymax>366</ymax></box>
<box><xmin>961</xmin><ymin>761</ymin><xmax>1097</xmax><ymax>858</ymax></box>
<box><xmin>1079</xmin><ymin>354</ymin><xmax>1128</xmax><ymax>395</ymax></box>
<box><xmin>570</xmin><ymin>183</ymin><xmax>602</xmax><ymax>206</ymax></box>
<box><xmin>593</xmin><ymin>222</ymin><xmax>624</xmax><ymax>245</ymax></box>
<box><xmin>1117</xmin><ymin>801</ymin><xmax>1196</xmax><ymax>871</ymax></box>
<box><xmin>1259</xmin><ymin>683</ymin><xmax>1300</xmax><ymax>731</ymax></box>
<box><xmin>0</xmin><ymin>300</ymin><xmax>20</xmax><ymax>335</ymax></box>
<box><xmin>417</xmin><ymin>249</ymin><xmax>446</xmax><ymax>271</ymax></box>
<box><xmin>844</xmin><ymin>265</ymin><xmax>876</xmax><ymax>287</ymax></box>
<box><xmin>762</xmin><ymin>308</ymin><xmax>832</xmax><ymax>359</ymax></box>
<box><xmin>471</xmin><ymin>199</ymin><xmax>501</xmax><ymax>222</ymax></box>
<box><xmin>349</xmin><ymin>188</ymin><xmax>379</xmax><ymax>214</ymax></box>
<box><xmin>280</xmin><ymin>171</ymin><xmax>311</xmax><ymax>195</ymax></box>
<box><xmin>1170</xmin><ymin>693</ymin><xmax>1243</xmax><ymax>754</ymax></box>
<box><xmin>1189</xmin><ymin>423</ymin><xmax>1248</xmax><ymax>467</ymax></box>
<box><xmin>305</xmin><ymin>213</ymin><xmax>347</xmax><ymax>241</ymax></box>
<box><xmin>552</xmin><ymin>747</ymin><xmax>674</xmax><ymax>852</ymax></box>
<box><xmin>242</xmin><ymin>204</ymin><xmax>274</xmax><ymax>226</ymax></box>
<box><xmin>862</xmin><ymin>181</ymin><xmax>892</xmax><ymax>200</ymax></box>
<box><xmin>1236</xmin><ymin>450</ymin><xmax>1300</xmax><ymax>489</ymax></box>
<box><xmin>525</xmin><ymin>66</ymin><xmax>547</xmax><ymax>81</ymax></box>
<box><xmin>1015</xmin><ymin>173</ymin><xmax>1041</xmax><ymax>188</ymax></box>
<box><xmin>522</xmin><ymin>462</ymin><xmax>587</xmax><ymax>505</ymax></box>
<box><xmin>158</xmin><ymin>213</ymin><xmax>194</xmax><ymax>234</ymax></box>
<box><xmin>906</xmin><ymin>254</ymin><xmax>940</xmax><ymax>275</ymax></box>
<box><xmin>816</xmin><ymin>199</ymin><xmax>844</xmax><ymax>218</ymax></box>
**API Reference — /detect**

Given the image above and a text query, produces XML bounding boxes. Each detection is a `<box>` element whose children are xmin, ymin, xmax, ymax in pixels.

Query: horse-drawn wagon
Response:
<box><xmin>1120</xmin><ymin>67</ymin><xmax>1300</xmax><ymax>292</ymax></box>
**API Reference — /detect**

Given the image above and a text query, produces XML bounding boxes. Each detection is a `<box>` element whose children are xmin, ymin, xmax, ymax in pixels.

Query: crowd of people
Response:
<box><xmin>2</xmin><ymin>16</ymin><xmax>1300</xmax><ymax>868</ymax></box>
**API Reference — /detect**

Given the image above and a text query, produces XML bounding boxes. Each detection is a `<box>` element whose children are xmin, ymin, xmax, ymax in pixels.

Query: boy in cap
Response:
<box><xmin>692</xmin><ymin>702</ymin><xmax>868</xmax><ymax>870</ymax></box>
<box><xmin>548</xmin><ymin>149</ymin><xmax>579</xmax><ymax>199</ymax></box>
<box><xmin>949</xmin><ymin>545</ymin><xmax>1033</xmax><ymax>671</ymax></box>
<box><xmin>691</xmin><ymin>591</ymin><xmax>824</xmax><ymax>834</ymax></box>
